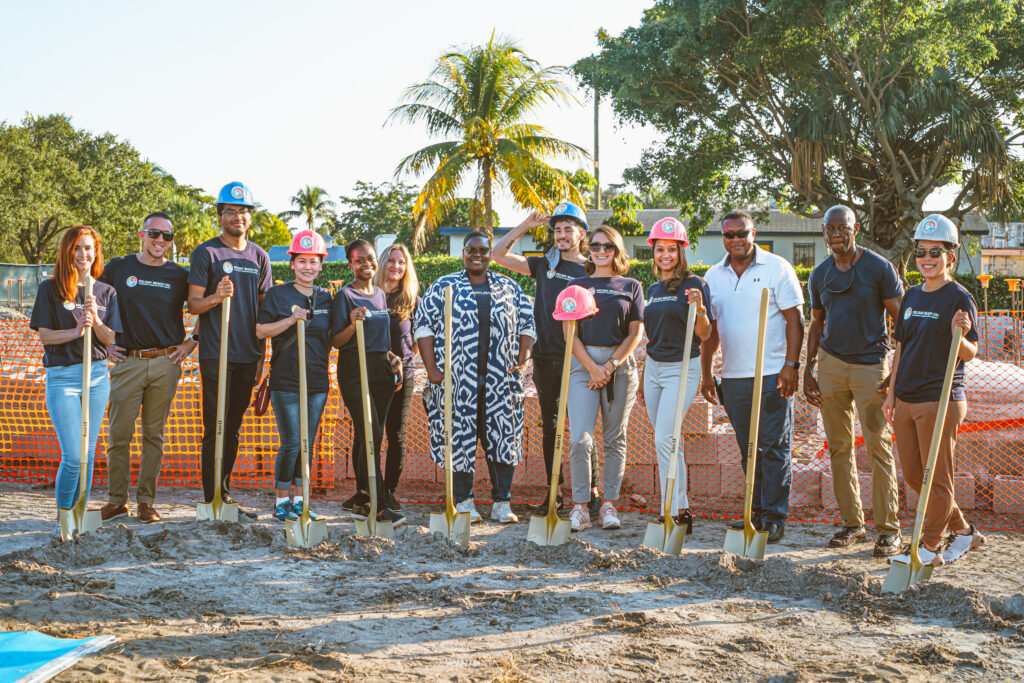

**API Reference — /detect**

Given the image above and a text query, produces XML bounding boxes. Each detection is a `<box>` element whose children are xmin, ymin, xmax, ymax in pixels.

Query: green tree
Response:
<box><xmin>577</xmin><ymin>0</ymin><xmax>1024</xmax><ymax>270</ymax></box>
<box><xmin>332</xmin><ymin>180</ymin><xmax>420</xmax><ymax>245</ymax></box>
<box><xmin>248</xmin><ymin>208</ymin><xmax>292</xmax><ymax>252</ymax></box>
<box><xmin>278</xmin><ymin>185</ymin><xmax>336</xmax><ymax>231</ymax></box>
<box><xmin>163</xmin><ymin>182</ymin><xmax>218</xmax><ymax>257</ymax></box>
<box><xmin>604</xmin><ymin>192</ymin><xmax>645</xmax><ymax>236</ymax></box>
<box><xmin>389</xmin><ymin>33</ymin><xmax>589</xmax><ymax>249</ymax></box>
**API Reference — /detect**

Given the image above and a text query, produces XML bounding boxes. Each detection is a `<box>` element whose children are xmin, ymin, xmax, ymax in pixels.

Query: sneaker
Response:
<box><xmin>729</xmin><ymin>514</ymin><xmax>762</xmax><ymax>531</ymax></box>
<box><xmin>588</xmin><ymin>496</ymin><xmax>602</xmax><ymax>520</ymax></box>
<box><xmin>385</xmin><ymin>491</ymin><xmax>402</xmax><ymax>512</ymax></box>
<box><xmin>599</xmin><ymin>502</ymin><xmax>621</xmax><ymax>530</ymax></box>
<box><xmin>764</xmin><ymin>522</ymin><xmax>785</xmax><ymax>544</ymax></box>
<box><xmin>941</xmin><ymin>525</ymin><xmax>985</xmax><ymax>564</ymax></box>
<box><xmin>100</xmin><ymin>503</ymin><xmax>129</xmax><ymax>522</ymax></box>
<box><xmin>531</xmin><ymin>496</ymin><xmax>565</xmax><ymax>516</ymax></box>
<box><xmin>569</xmin><ymin>504</ymin><xmax>592</xmax><ymax>532</ymax></box>
<box><xmin>455</xmin><ymin>498</ymin><xmax>482</xmax><ymax>523</ymax></box>
<box><xmin>349</xmin><ymin>504</ymin><xmax>369</xmax><ymax>521</ymax></box>
<box><xmin>273</xmin><ymin>502</ymin><xmax>299</xmax><ymax>522</ymax></box>
<box><xmin>490</xmin><ymin>501</ymin><xmax>518</xmax><ymax>524</ymax></box>
<box><xmin>378</xmin><ymin>508</ymin><xmax>406</xmax><ymax>528</ymax></box>
<box><xmin>137</xmin><ymin>503</ymin><xmax>161</xmax><ymax>524</ymax></box>
<box><xmin>290</xmin><ymin>502</ymin><xmax>319</xmax><ymax>521</ymax></box>
<box><xmin>828</xmin><ymin>525</ymin><xmax>868</xmax><ymax>548</ymax></box>
<box><xmin>873</xmin><ymin>533</ymin><xmax>902</xmax><ymax>558</ymax></box>
<box><xmin>890</xmin><ymin>542</ymin><xmax>945</xmax><ymax>567</ymax></box>
<box><xmin>341</xmin><ymin>492</ymin><xmax>369</xmax><ymax>513</ymax></box>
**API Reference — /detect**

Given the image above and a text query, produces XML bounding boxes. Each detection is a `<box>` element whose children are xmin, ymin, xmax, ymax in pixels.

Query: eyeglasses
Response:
<box><xmin>221</xmin><ymin>208</ymin><xmax>252</xmax><ymax>219</ymax></box>
<box><xmin>722</xmin><ymin>229</ymin><xmax>751</xmax><ymax>240</ymax></box>
<box><xmin>915</xmin><ymin>247</ymin><xmax>951</xmax><ymax>258</ymax></box>
<box><xmin>589</xmin><ymin>242</ymin><xmax>616</xmax><ymax>253</ymax></box>
<box><xmin>146</xmin><ymin>229</ymin><xmax>174</xmax><ymax>241</ymax></box>
<box><xmin>824</xmin><ymin>224</ymin><xmax>855</xmax><ymax>235</ymax></box>
<box><xmin>463</xmin><ymin>246</ymin><xmax>490</xmax><ymax>257</ymax></box>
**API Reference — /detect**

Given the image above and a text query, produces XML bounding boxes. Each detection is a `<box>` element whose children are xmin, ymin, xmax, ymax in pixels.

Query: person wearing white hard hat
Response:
<box><xmin>639</xmin><ymin>217</ymin><xmax>712</xmax><ymax>535</ymax></box>
<box><xmin>882</xmin><ymin>214</ymin><xmax>983</xmax><ymax>567</ymax></box>
<box><xmin>256</xmin><ymin>230</ymin><xmax>333</xmax><ymax>523</ymax></box>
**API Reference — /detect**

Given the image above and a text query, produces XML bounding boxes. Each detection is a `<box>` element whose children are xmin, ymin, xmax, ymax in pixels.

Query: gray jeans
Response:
<box><xmin>567</xmin><ymin>345</ymin><xmax>639</xmax><ymax>503</ymax></box>
<box><xmin>643</xmin><ymin>356</ymin><xmax>701</xmax><ymax>512</ymax></box>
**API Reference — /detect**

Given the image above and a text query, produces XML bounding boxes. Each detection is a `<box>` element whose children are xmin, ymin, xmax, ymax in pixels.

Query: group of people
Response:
<box><xmin>30</xmin><ymin>181</ymin><xmax>985</xmax><ymax>567</ymax></box>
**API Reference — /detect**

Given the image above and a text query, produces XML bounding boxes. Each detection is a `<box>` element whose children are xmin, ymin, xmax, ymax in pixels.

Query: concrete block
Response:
<box><xmin>683</xmin><ymin>434</ymin><xmax>717</xmax><ymax>466</ymax></box>
<box><xmin>720</xmin><ymin>460</ymin><xmax>744</xmax><ymax>498</ymax></box>
<box><xmin>994</xmin><ymin>475</ymin><xmax>1024</xmax><ymax>514</ymax></box>
<box><xmin>954</xmin><ymin>473</ymin><xmax>976</xmax><ymax>510</ymax></box>
<box><xmin>682</xmin><ymin>400</ymin><xmax>712</xmax><ymax>435</ymax></box>
<box><xmin>821</xmin><ymin>473</ymin><xmax>838</xmax><ymax>510</ymax></box>
<box><xmin>790</xmin><ymin>460</ymin><xmax>823</xmax><ymax>507</ymax></box>
<box><xmin>714</xmin><ymin>425</ymin><xmax>742</xmax><ymax>464</ymax></box>
<box><xmin>688</xmin><ymin>463</ymin><xmax>721</xmax><ymax>501</ymax></box>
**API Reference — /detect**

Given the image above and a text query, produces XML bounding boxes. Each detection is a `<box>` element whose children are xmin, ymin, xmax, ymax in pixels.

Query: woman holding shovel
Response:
<box><xmin>882</xmin><ymin>215</ymin><xmax>982</xmax><ymax>566</ymax></box>
<box><xmin>640</xmin><ymin>218</ymin><xmax>712</xmax><ymax>533</ymax></box>
<box><xmin>256</xmin><ymin>230</ymin><xmax>333</xmax><ymax>523</ymax></box>
<box><xmin>30</xmin><ymin>226</ymin><xmax>120</xmax><ymax>531</ymax></box>
<box><xmin>332</xmin><ymin>239</ymin><xmax>405</xmax><ymax>527</ymax></box>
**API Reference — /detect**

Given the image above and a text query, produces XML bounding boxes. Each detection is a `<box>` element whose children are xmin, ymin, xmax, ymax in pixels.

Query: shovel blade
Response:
<box><xmin>57</xmin><ymin>508</ymin><xmax>102</xmax><ymax>541</ymax></box>
<box><xmin>355</xmin><ymin>519</ymin><xmax>395</xmax><ymax>540</ymax></box>
<box><xmin>429</xmin><ymin>512</ymin><xmax>471</xmax><ymax>546</ymax></box>
<box><xmin>881</xmin><ymin>560</ymin><xmax>933</xmax><ymax>594</ymax></box>
<box><xmin>285</xmin><ymin>518</ymin><xmax>329</xmax><ymax>548</ymax></box>
<box><xmin>643</xmin><ymin>522</ymin><xmax>686</xmax><ymax>556</ymax></box>
<box><xmin>527</xmin><ymin>514</ymin><xmax>571</xmax><ymax>546</ymax></box>
<box><xmin>196</xmin><ymin>501</ymin><xmax>238</xmax><ymax>523</ymax></box>
<box><xmin>724</xmin><ymin>528</ymin><xmax>768</xmax><ymax>560</ymax></box>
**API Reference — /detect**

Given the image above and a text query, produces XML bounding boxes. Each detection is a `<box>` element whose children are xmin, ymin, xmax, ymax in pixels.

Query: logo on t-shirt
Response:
<box><xmin>904</xmin><ymin>307</ymin><xmax>913</xmax><ymax>320</ymax></box>
<box><xmin>561</xmin><ymin>298</ymin><xmax>577</xmax><ymax>313</ymax></box>
<box><xmin>588</xmin><ymin>287</ymin><xmax>596</xmax><ymax>295</ymax></box>
<box><xmin>63</xmin><ymin>301</ymin><xmax>76</xmax><ymax>311</ymax></box>
<box><xmin>126</xmin><ymin>276</ymin><xmax>138</xmax><ymax>288</ymax></box>
<box><xmin>223</xmin><ymin>262</ymin><xmax>234</xmax><ymax>274</ymax></box>
<box><xmin>230</xmin><ymin>186</ymin><xmax>245</xmax><ymax>200</ymax></box>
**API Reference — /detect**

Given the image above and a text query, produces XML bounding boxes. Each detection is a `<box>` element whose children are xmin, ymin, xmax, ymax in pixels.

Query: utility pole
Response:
<box><xmin>593</xmin><ymin>87</ymin><xmax>601</xmax><ymax>210</ymax></box>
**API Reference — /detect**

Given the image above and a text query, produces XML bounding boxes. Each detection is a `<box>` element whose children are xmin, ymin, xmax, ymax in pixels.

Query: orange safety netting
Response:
<box><xmin>1</xmin><ymin>311</ymin><xmax>1021</xmax><ymax>531</ymax></box>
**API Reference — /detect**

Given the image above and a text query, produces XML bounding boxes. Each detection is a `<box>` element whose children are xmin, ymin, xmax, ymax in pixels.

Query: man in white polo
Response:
<box><xmin>700</xmin><ymin>210</ymin><xmax>804</xmax><ymax>543</ymax></box>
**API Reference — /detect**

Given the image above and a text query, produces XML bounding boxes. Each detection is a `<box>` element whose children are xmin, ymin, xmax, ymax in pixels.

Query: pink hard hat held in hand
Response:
<box><xmin>287</xmin><ymin>229</ymin><xmax>328</xmax><ymax>258</ymax></box>
<box><xmin>553</xmin><ymin>284</ymin><xmax>598</xmax><ymax>321</ymax></box>
<box><xmin>647</xmin><ymin>216</ymin><xmax>690</xmax><ymax>247</ymax></box>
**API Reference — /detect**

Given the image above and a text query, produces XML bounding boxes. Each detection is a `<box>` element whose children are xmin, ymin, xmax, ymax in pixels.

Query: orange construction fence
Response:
<box><xmin>1</xmin><ymin>312</ymin><xmax>1022</xmax><ymax>531</ymax></box>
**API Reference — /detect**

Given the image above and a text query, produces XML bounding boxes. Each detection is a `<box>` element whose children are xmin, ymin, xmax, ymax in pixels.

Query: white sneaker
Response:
<box><xmin>569</xmin><ymin>504</ymin><xmax>591</xmax><ymax>532</ymax></box>
<box><xmin>490</xmin><ymin>501</ymin><xmax>518</xmax><ymax>524</ymax></box>
<box><xmin>941</xmin><ymin>525</ymin><xmax>985</xmax><ymax>564</ymax></box>
<box><xmin>600</xmin><ymin>502</ymin><xmax>621</xmax><ymax>530</ymax></box>
<box><xmin>890</xmin><ymin>542</ymin><xmax>944</xmax><ymax>567</ymax></box>
<box><xmin>455</xmin><ymin>498</ymin><xmax>482</xmax><ymax>523</ymax></box>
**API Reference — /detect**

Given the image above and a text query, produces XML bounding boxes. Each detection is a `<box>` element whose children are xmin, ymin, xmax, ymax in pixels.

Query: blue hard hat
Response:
<box><xmin>549</xmin><ymin>201</ymin><xmax>588</xmax><ymax>231</ymax></box>
<box><xmin>216</xmin><ymin>181</ymin><xmax>255</xmax><ymax>208</ymax></box>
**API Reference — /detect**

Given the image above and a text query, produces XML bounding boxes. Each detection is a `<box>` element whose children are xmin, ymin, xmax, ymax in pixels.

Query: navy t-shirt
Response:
<box><xmin>30</xmin><ymin>278</ymin><xmax>122</xmax><ymax>367</ymax></box>
<box><xmin>809</xmin><ymin>248</ymin><xmax>904</xmax><ymax>365</ymax></box>
<box><xmin>472</xmin><ymin>282</ymin><xmax>491</xmax><ymax>377</ymax></box>
<box><xmin>387</xmin><ymin>295</ymin><xmax>421</xmax><ymax>369</ymax></box>
<box><xmin>101</xmin><ymin>255</ymin><xmax>189</xmax><ymax>350</ymax></box>
<box><xmin>569</xmin><ymin>275</ymin><xmax>645</xmax><ymax>347</ymax></box>
<box><xmin>187</xmin><ymin>237</ymin><xmax>272</xmax><ymax>363</ymax></box>
<box><xmin>257</xmin><ymin>283</ymin><xmax>333</xmax><ymax>394</ymax></box>
<box><xmin>893</xmin><ymin>281</ymin><xmax>979</xmax><ymax>403</ymax></box>
<box><xmin>527</xmin><ymin>256</ymin><xmax>587</xmax><ymax>361</ymax></box>
<box><xmin>331</xmin><ymin>283</ymin><xmax>391</xmax><ymax>355</ymax></box>
<box><xmin>644</xmin><ymin>276</ymin><xmax>714</xmax><ymax>362</ymax></box>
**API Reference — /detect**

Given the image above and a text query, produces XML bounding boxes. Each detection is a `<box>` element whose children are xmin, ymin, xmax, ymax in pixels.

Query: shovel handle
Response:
<box><xmin>545</xmin><ymin>320</ymin><xmax>576</xmax><ymax>514</ymax></box>
<box><xmin>663</xmin><ymin>303</ymin><xmax>699</xmax><ymax>519</ymax></box>
<box><xmin>297</xmin><ymin>317</ymin><xmax>311</xmax><ymax>524</ymax></box>
<box><xmin>443</xmin><ymin>287</ymin><xmax>455</xmax><ymax>516</ymax></box>
<box><xmin>355</xmin><ymin>319</ymin><xmax>378</xmax><ymax>535</ymax></box>
<box><xmin>741</xmin><ymin>289</ymin><xmax>770</xmax><ymax>531</ymax></box>
<box><xmin>74</xmin><ymin>276</ymin><xmax>94</xmax><ymax>518</ymax></box>
<box><xmin>212</xmin><ymin>296</ymin><xmax>231</xmax><ymax>510</ymax></box>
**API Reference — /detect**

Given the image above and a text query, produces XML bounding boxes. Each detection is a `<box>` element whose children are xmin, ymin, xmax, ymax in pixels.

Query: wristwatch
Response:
<box><xmin>784</xmin><ymin>360</ymin><xmax>800</xmax><ymax>372</ymax></box>
<box><xmin>610</xmin><ymin>358</ymin><xmax>621</xmax><ymax>370</ymax></box>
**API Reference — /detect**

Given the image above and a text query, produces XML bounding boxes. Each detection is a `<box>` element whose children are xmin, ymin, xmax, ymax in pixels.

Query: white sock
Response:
<box><xmin>293</xmin><ymin>497</ymin><xmax>303</xmax><ymax>506</ymax></box>
<box><xmin>276</xmin><ymin>497</ymin><xmax>289</xmax><ymax>506</ymax></box>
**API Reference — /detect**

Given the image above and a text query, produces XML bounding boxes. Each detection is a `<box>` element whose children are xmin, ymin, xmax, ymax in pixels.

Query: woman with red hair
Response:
<box><xmin>30</xmin><ymin>226</ymin><xmax>121</xmax><ymax>526</ymax></box>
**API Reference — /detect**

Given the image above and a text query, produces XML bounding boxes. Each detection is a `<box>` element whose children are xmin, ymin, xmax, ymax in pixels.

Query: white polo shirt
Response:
<box><xmin>705</xmin><ymin>247</ymin><xmax>804</xmax><ymax>378</ymax></box>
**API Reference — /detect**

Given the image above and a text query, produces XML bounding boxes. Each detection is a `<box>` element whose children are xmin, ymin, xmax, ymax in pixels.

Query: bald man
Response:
<box><xmin>804</xmin><ymin>205</ymin><xmax>904</xmax><ymax>557</ymax></box>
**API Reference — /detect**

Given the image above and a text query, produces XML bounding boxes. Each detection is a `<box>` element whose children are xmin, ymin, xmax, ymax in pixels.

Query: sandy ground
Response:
<box><xmin>1</xmin><ymin>481</ymin><xmax>1022</xmax><ymax>682</ymax></box>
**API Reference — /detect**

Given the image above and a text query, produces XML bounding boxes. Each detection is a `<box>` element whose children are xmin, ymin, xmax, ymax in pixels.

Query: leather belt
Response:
<box><xmin>128</xmin><ymin>346</ymin><xmax>177</xmax><ymax>359</ymax></box>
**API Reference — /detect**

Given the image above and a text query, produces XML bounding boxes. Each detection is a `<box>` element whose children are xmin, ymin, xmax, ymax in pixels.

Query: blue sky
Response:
<box><xmin>1</xmin><ymin>0</ymin><xmax>658</xmax><ymax>227</ymax></box>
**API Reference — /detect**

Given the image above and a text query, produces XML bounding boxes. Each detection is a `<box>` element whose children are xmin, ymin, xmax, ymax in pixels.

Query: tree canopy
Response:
<box><xmin>577</xmin><ymin>0</ymin><xmax>1024</xmax><ymax>268</ymax></box>
<box><xmin>332</xmin><ymin>180</ymin><xmax>420</xmax><ymax>246</ymax></box>
<box><xmin>278</xmin><ymin>185</ymin><xmax>336</xmax><ymax>232</ymax></box>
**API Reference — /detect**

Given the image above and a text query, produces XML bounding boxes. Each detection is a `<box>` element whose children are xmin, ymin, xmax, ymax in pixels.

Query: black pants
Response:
<box><xmin>338</xmin><ymin>352</ymin><xmax>395</xmax><ymax>501</ymax></box>
<box><xmin>533</xmin><ymin>357</ymin><xmax>597</xmax><ymax>495</ymax></box>
<box><xmin>383</xmin><ymin>363</ymin><xmax>414</xmax><ymax>493</ymax></box>
<box><xmin>199</xmin><ymin>359</ymin><xmax>259</xmax><ymax>502</ymax></box>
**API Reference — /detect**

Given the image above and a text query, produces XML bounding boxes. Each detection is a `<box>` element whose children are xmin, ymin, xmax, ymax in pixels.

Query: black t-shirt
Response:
<box><xmin>30</xmin><ymin>278</ymin><xmax>122</xmax><ymax>367</ymax></box>
<box><xmin>472</xmin><ymin>282</ymin><xmax>491</xmax><ymax>377</ymax></box>
<box><xmin>101</xmin><ymin>255</ymin><xmax>189</xmax><ymax>350</ymax></box>
<box><xmin>257</xmin><ymin>283</ymin><xmax>333</xmax><ymax>394</ymax></box>
<box><xmin>893</xmin><ymin>281</ymin><xmax>979</xmax><ymax>402</ymax></box>
<box><xmin>387</xmin><ymin>295</ymin><xmax>420</xmax><ymax>369</ymax></box>
<box><xmin>187</xmin><ymin>237</ymin><xmax>272</xmax><ymax>363</ymax></box>
<box><xmin>331</xmin><ymin>283</ymin><xmax>391</xmax><ymax>355</ymax></box>
<box><xmin>808</xmin><ymin>248</ymin><xmax>904</xmax><ymax>365</ymax></box>
<box><xmin>644</xmin><ymin>276</ymin><xmax>714</xmax><ymax>362</ymax></box>
<box><xmin>568</xmin><ymin>275</ymin><xmax>645</xmax><ymax>347</ymax></box>
<box><xmin>527</xmin><ymin>256</ymin><xmax>587</xmax><ymax>361</ymax></box>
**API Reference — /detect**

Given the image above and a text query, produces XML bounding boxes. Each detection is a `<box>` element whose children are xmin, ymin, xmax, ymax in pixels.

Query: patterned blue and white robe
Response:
<box><xmin>413</xmin><ymin>270</ymin><xmax>536</xmax><ymax>472</ymax></box>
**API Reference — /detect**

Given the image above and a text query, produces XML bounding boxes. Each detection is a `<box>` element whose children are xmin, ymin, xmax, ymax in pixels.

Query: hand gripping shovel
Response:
<box><xmin>197</xmin><ymin>296</ymin><xmax>239</xmax><ymax>522</ymax></box>
<box><xmin>59</xmin><ymin>276</ymin><xmax>102</xmax><ymax>541</ymax></box>
<box><xmin>429</xmin><ymin>286</ymin><xmax>471</xmax><ymax>545</ymax></box>
<box><xmin>353</xmin><ymin>319</ymin><xmax>395</xmax><ymax>539</ymax></box>
<box><xmin>285</xmin><ymin>315</ymin><xmax>328</xmax><ymax>547</ymax></box>
<box><xmin>527</xmin><ymin>319</ymin><xmax>577</xmax><ymax>546</ymax></box>
<box><xmin>642</xmin><ymin>303</ymin><xmax>699</xmax><ymax>555</ymax></box>
<box><xmin>882</xmin><ymin>325</ymin><xmax>965</xmax><ymax>593</ymax></box>
<box><xmin>724</xmin><ymin>288</ymin><xmax>770</xmax><ymax>560</ymax></box>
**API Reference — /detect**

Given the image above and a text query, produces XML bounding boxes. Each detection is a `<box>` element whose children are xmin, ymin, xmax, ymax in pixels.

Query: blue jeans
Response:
<box><xmin>46</xmin><ymin>363</ymin><xmax>110</xmax><ymax>509</ymax></box>
<box><xmin>721</xmin><ymin>374</ymin><xmax>793</xmax><ymax>526</ymax></box>
<box><xmin>270</xmin><ymin>390</ymin><xmax>328</xmax><ymax>490</ymax></box>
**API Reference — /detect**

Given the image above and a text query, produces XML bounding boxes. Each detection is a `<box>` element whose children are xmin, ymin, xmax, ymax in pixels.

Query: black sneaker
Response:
<box><xmin>341</xmin><ymin>492</ymin><xmax>369</xmax><ymax>513</ymax></box>
<box><xmin>828</xmin><ymin>525</ymin><xmax>868</xmax><ymax>548</ymax></box>
<box><xmin>531</xmin><ymin>496</ymin><xmax>565</xmax><ymax>516</ymax></box>
<box><xmin>873</xmin><ymin>533</ymin><xmax>902</xmax><ymax>558</ymax></box>
<box><xmin>378</xmin><ymin>508</ymin><xmax>406</xmax><ymax>528</ymax></box>
<box><xmin>729</xmin><ymin>515</ymin><xmax>761</xmax><ymax>531</ymax></box>
<box><xmin>222</xmin><ymin>494</ymin><xmax>258</xmax><ymax>520</ymax></box>
<box><xmin>764</xmin><ymin>522</ymin><xmax>785</xmax><ymax>544</ymax></box>
<box><xmin>385</xmin><ymin>491</ymin><xmax>402</xmax><ymax>512</ymax></box>
<box><xmin>350</xmin><ymin>503</ymin><xmax>370</xmax><ymax>521</ymax></box>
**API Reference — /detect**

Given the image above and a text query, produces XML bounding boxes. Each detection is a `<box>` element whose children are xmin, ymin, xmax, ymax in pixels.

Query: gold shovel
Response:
<box><xmin>353</xmin><ymin>319</ymin><xmax>395</xmax><ymax>539</ymax></box>
<box><xmin>642</xmin><ymin>303</ymin><xmax>699</xmax><ymax>555</ymax></box>
<box><xmin>429</xmin><ymin>286</ymin><xmax>471</xmax><ymax>545</ymax></box>
<box><xmin>527</xmin><ymin>319</ymin><xmax>577</xmax><ymax>546</ymax></box>
<box><xmin>59</xmin><ymin>276</ymin><xmax>102</xmax><ymax>541</ymax></box>
<box><xmin>285</xmin><ymin>315</ymin><xmax>328</xmax><ymax>547</ymax></box>
<box><xmin>724</xmin><ymin>288</ymin><xmax>770</xmax><ymax>560</ymax></box>
<box><xmin>882</xmin><ymin>325</ymin><xmax>965</xmax><ymax>593</ymax></box>
<box><xmin>197</xmin><ymin>295</ymin><xmax>239</xmax><ymax>522</ymax></box>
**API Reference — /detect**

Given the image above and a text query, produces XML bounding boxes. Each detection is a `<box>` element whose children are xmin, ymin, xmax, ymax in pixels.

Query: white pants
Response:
<box><xmin>643</xmin><ymin>356</ymin><xmax>701</xmax><ymax>512</ymax></box>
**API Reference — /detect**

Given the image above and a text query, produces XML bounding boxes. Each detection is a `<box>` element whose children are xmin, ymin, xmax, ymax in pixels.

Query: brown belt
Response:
<box><xmin>128</xmin><ymin>346</ymin><xmax>177</xmax><ymax>359</ymax></box>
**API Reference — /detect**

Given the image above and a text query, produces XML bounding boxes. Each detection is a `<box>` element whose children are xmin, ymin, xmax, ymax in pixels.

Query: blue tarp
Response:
<box><xmin>0</xmin><ymin>631</ymin><xmax>117</xmax><ymax>683</ymax></box>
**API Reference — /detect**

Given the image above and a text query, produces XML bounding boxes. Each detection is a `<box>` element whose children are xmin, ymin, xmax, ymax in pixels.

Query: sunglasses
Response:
<box><xmin>722</xmin><ymin>229</ymin><xmax>751</xmax><ymax>240</ymax></box>
<box><xmin>589</xmin><ymin>242</ymin><xmax>616</xmax><ymax>253</ymax></box>
<box><xmin>915</xmin><ymin>247</ymin><xmax>950</xmax><ymax>259</ymax></box>
<box><xmin>463</xmin><ymin>246</ymin><xmax>490</xmax><ymax>256</ymax></box>
<box><xmin>146</xmin><ymin>229</ymin><xmax>174</xmax><ymax>241</ymax></box>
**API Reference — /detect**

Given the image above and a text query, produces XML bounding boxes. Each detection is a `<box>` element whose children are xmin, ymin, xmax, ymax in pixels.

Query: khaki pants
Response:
<box><xmin>818</xmin><ymin>350</ymin><xmax>899</xmax><ymax>533</ymax></box>
<box><xmin>893</xmin><ymin>398</ymin><xmax>968</xmax><ymax>548</ymax></box>
<box><xmin>106</xmin><ymin>355</ymin><xmax>182</xmax><ymax>505</ymax></box>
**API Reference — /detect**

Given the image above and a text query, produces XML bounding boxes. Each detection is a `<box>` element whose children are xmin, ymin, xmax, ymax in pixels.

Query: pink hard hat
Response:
<box><xmin>287</xmin><ymin>229</ymin><xmax>328</xmax><ymax>258</ymax></box>
<box><xmin>647</xmin><ymin>217</ymin><xmax>690</xmax><ymax>247</ymax></box>
<box><xmin>553</xmin><ymin>284</ymin><xmax>599</xmax><ymax>321</ymax></box>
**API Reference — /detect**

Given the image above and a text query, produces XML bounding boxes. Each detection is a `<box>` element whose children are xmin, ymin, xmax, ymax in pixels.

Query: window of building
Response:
<box><xmin>633</xmin><ymin>246</ymin><xmax>652</xmax><ymax>260</ymax></box>
<box><xmin>793</xmin><ymin>242</ymin><xmax>815</xmax><ymax>268</ymax></box>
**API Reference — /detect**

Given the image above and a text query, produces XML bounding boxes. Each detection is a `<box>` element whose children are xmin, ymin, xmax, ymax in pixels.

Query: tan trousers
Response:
<box><xmin>818</xmin><ymin>350</ymin><xmax>899</xmax><ymax>533</ymax></box>
<box><xmin>106</xmin><ymin>355</ymin><xmax>182</xmax><ymax>505</ymax></box>
<box><xmin>893</xmin><ymin>398</ymin><xmax>968</xmax><ymax>548</ymax></box>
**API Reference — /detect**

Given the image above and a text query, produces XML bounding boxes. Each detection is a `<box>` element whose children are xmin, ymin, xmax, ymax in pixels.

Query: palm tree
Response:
<box><xmin>389</xmin><ymin>33</ymin><xmax>588</xmax><ymax>250</ymax></box>
<box><xmin>278</xmin><ymin>185</ymin><xmax>336</xmax><ymax>231</ymax></box>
